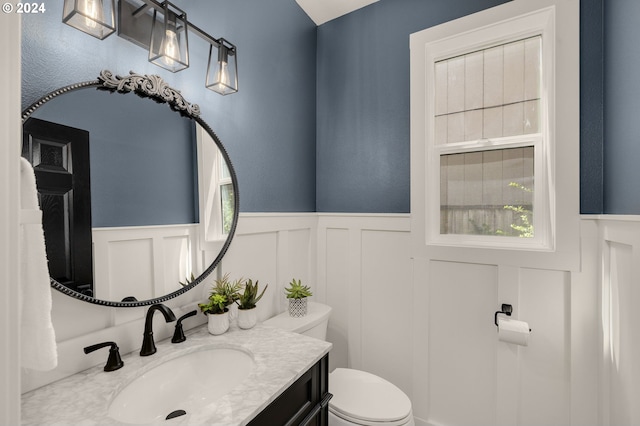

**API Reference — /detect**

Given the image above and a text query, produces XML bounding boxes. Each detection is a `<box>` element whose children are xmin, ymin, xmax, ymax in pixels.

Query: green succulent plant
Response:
<box><xmin>179</xmin><ymin>272</ymin><xmax>196</xmax><ymax>287</ymax></box>
<box><xmin>284</xmin><ymin>278</ymin><xmax>312</xmax><ymax>299</ymax></box>
<box><xmin>212</xmin><ymin>273</ymin><xmax>243</xmax><ymax>307</ymax></box>
<box><xmin>198</xmin><ymin>293</ymin><xmax>228</xmax><ymax>315</ymax></box>
<box><xmin>238</xmin><ymin>279</ymin><xmax>268</xmax><ymax>310</ymax></box>
<box><xmin>198</xmin><ymin>273</ymin><xmax>242</xmax><ymax>315</ymax></box>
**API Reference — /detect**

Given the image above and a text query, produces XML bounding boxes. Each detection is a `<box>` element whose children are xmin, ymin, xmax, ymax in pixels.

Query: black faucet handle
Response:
<box><xmin>83</xmin><ymin>341</ymin><xmax>124</xmax><ymax>372</ymax></box>
<box><xmin>172</xmin><ymin>310</ymin><xmax>198</xmax><ymax>343</ymax></box>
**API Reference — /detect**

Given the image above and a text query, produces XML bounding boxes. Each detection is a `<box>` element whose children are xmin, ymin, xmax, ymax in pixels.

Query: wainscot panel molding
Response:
<box><xmin>593</xmin><ymin>216</ymin><xmax>640</xmax><ymax>426</ymax></box>
<box><xmin>21</xmin><ymin>213</ymin><xmax>320</xmax><ymax>393</ymax></box>
<box><xmin>408</xmin><ymin>219</ymin><xmax>603</xmax><ymax>426</ymax></box>
<box><xmin>24</xmin><ymin>210</ymin><xmax>638</xmax><ymax>426</ymax></box>
<box><xmin>218</xmin><ymin>213</ymin><xmax>319</xmax><ymax>322</ymax></box>
<box><xmin>317</xmin><ymin>213</ymin><xmax>412</xmax><ymax>392</ymax></box>
<box><xmin>93</xmin><ymin>224</ymin><xmax>203</xmax><ymax>309</ymax></box>
<box><xmin>1</xmin><ymin>11</ymin><xmax>22</xmax><ymax>424</ymax></box>
<box><xmin>21</xmin><ymin>212</ymin><xmax>415</xmax><ymax>399</ymax></box>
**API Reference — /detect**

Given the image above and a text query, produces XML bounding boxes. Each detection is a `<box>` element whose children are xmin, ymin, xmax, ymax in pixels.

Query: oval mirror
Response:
<box><xmin>21</xmin><ymin>71</ymin><xmax>239</xmax><ymax>307</ymax></box>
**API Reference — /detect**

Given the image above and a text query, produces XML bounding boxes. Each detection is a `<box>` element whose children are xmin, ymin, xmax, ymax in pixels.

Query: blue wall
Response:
<box><xmin>603</xmin><ymin>0</ymin><xmax>640</xmax><ymax>213</ymax></box>
<box><xmin>21</xmin><ymin>0</ymin><xmax>317</xmax><ymax>213</ymax></box>
<box><xmin>315</xmin><ymin>0</ymin><xmax>510</xmax><ymax>213</ymax></box>
<box><xmin>23</xmin><ymin>1</ymin><xmax>625</xmax><ymax>215</ymax></box>
<box><xmin>580</xmin><ymin>0</ymin><xmax>604</xmax><ymax>214</ymax></box>
<box><xmin>573</xmin><ymin>0</ymin><xmax>640</xmax><ymax>214</ymax></box>
<box><xmin>28</xmin><ymin>89</ymin><xmax>198</xmax><ymax>227</ymax></box>
<box><xmin>580</xmin><ymin>0</ymin><xmax>640</xmax><ymax>214</ymax></box>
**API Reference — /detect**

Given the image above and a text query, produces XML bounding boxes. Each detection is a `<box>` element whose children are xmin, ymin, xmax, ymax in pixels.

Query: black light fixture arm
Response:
<box><xmin>64</xmin><ymin>0</ymin><xmax>238</xmax><ymax>92</ymax></box>
<box><xmin>134</xmin><ymin>0</ymin><xmax>228</xmax><ymax>50</ymax></box>
<box><xmin>131</xmin><ymin>2</ymin><xmax>151</xmax><ymax>18</ymax></box>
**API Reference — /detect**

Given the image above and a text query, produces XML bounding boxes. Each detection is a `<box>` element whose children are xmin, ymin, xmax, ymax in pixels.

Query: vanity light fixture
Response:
<box><xmin>62</xmin><ymin>0</ymin><xmax>116</xmax><ymax>40</ymax></box>
<box><xmin>148</xmin><ymin>1</ymin><xmax>188</xmax><ymax>72</ymax></box>
<box><xmin>63</xmin><ymin>0</ymin><xmax>238</xmax><ymax>94</ymax></box>
<box><xmin>206</xmin><ymin>38</ymin><xmax>238</xmax><ymax>95</ymax></box>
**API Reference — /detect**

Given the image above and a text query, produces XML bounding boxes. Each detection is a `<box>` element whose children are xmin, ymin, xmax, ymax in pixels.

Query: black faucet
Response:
<box><xmin>172</xmin><ymin>310</ymin><xmax>198</xmax><ymax>343</ymax></box>
<box><xmin>140</xmin><ymin>304</ymin><xmax>176</xmax><ymax>356</ymax></box>
<box><xmin>83</xmin><ymin>341</ymin><xmax>124</xmax><ymax>372</ymax></box>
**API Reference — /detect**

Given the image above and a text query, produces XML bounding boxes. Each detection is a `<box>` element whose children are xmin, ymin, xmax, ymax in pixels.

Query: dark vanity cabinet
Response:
<box><xmin>248</xmin><ymin>354</ymin><xmax>331</xmax><ymax>426</ymax></box>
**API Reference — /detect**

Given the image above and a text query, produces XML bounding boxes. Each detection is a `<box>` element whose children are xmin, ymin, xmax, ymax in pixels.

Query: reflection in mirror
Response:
<box><xmin>21</xmin><ymin>72</ymin><xmax>238</xmax><ymax>307</ymax></box>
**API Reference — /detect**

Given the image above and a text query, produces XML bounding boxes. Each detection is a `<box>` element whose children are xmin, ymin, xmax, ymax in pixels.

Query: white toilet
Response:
<box><xmin>263</xmin><ymin>302</ymin><xmax>415</xmax><ymax>426</ymax></box>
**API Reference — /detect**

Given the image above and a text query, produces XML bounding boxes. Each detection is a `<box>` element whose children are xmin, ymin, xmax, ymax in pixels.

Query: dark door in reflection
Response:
<box><xmin>23</xmin><ymin>117</ymin><xmax>93</xmax><ymax>296</ymax></box>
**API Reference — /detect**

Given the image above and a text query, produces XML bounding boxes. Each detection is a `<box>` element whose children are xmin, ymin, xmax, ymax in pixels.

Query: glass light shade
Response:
<box><xmin>149</xmin><ymin>2</ymin><xmax>189</xmax><ymax>73</ymax></box>
<box><xmin>206</xmin><ymin>40</ymin><xmax>238</xmax><ymax>95</ymax></box>
<box><xmin>62</xmin><ymin>0</ymin><xmax>115</xmax><ymax>40</ymax></box>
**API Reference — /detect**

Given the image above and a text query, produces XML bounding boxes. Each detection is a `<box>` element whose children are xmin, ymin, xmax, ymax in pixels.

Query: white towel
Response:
<box><xmin>19</xmin><ymin>157</ymin><xmax>58</xmax><ymax>371</ymax></box>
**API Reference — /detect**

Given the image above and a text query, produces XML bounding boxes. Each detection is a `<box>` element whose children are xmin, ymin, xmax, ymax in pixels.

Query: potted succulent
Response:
<box><xmin>199</xmin><ymin>293</ymin><xmax>230</xmax><ymax>335</ymax></box>
<box><xmin>237</xmin><ymin>279</ymin><xmax>268</xmax><ymax>329</ymax></box>
<box><xmin>214</xmin><ymin>274</ymin><xmax>243</xmax><ymax>320</ymax></box>
<box><xmin>198</xmin><ymin>274</ymin><xmax>241</xmax><ymax>335</ymax></box>
<box><xmin>285</xmin><ymin>278</ymin><xmax>312</xmax><ymax>317</ymax></box>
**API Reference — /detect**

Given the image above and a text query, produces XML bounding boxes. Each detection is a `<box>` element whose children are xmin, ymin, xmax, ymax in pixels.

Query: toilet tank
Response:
<box><xmin>263</xmin><ymin>302</ymin><xmax>332</xmax><ymax>341</ymax></box>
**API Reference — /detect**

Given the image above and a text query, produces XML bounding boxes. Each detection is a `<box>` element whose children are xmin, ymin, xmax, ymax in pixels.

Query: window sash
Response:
<box><xmin>428</xmin><ymin>134</ymin><xmax>548</xmax><ymax>249</ymax></box>
<box><xmin>423</xmin><ymin>10</ymin><xmax>554</xmax><ymax>250</ymax></box>
<box><xmin>438</xmin><ymin>137</ymin><xmax>538</xmax><ymax>234</ymax></box>
<box><xmin>434</xmin><ymin>35</ymin><xmax>542</xmax><ymax>146</ymax></box>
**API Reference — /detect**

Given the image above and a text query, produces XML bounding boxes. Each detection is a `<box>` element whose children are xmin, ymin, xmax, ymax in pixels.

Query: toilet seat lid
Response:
<box><xmin>329</xmin><ymin>368</ymin><xmax>412</xmax><ymax>423</ymax></box>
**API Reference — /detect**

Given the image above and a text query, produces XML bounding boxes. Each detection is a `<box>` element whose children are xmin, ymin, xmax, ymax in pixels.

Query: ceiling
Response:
<box><xmin>295</xmin><ymin>0</ymin><xmax>380</xmax><ymax>25</ymax></box>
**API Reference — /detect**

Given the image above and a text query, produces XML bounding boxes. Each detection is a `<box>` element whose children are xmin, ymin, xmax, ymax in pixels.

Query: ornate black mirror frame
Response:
<box><xmin>21</xmin><ymin>70</ymin><xmax>240</xmax><ymax>307</ymax></box>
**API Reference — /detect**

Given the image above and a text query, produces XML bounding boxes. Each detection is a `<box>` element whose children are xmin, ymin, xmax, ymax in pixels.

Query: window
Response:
<box><xmin>423</xmin><ymin>9</ymin><xmax>554</xmax><ymax>249</ymax></box>
<box><xmin>218</xmin><ymin>156</ymin><xmax>234</xmax><ymax>235</ymax></box>
<box><xmin>196</xmin><ymin>125</ymin><xmax>235</xmax><ymax>242</ymax></box>
<box><xmin>440</xmin><ymin>146</ymin><xmax>534</xmax><ymax>237</ymax></box>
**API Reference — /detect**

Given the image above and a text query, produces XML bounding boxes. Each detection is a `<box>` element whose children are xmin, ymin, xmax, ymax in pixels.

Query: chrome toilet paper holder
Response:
<box><xmin>494</xmin><ymin>304</ymin><xmax>513</xmax><ymax>327</ymax></box>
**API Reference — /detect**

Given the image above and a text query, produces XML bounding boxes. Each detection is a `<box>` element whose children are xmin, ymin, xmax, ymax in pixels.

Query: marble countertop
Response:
<box><xmin>21</xmin><ymin>323</ymin><xmax>332</xmax><ymax>425</ymax></box>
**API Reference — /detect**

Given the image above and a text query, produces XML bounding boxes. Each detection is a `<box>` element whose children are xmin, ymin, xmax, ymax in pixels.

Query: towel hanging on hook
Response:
<box><xmin>20</xmin><ymin>157</ymin><xmax>58</xmax><ymax>371</ymax></box>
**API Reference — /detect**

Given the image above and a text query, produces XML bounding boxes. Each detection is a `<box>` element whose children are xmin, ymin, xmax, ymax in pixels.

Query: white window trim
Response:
<box><xmin>410</xmin><ymin>0</ymin><xmax>580</xmax><ymax>271</ymax></box>
<box><xmin>424</xmin><ymin>7</ymin><xmax>554</xmax><ymax>251</ymax></box>
<box><xmin>217</xmin><ymin>156</ymin><xmax>233</xmax><ymax>235</ymax></box>
<box><xmin>196</xmin><ymin>124</ymin><xmax>229</xmax><ymax>246</ymax></box>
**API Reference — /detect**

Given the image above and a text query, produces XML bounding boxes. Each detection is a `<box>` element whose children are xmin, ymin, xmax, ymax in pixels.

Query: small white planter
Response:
<box><xmin>237</xmin><ymin>308</ymin><xmax>257</xmax><ymax>329</ymax></box>
<box><xmin>227</xmin><ymin>303</ymin><xmax>238</xmax><ymax>321</ymax></box>
<box><xmin>288</xmin><ymin>298</ymin><xmax>308</xmax><ymax>317</ymax></box>
<box><xmin>207</xmin><ymin>310</ymin><xmax>230</xmax><ymax>335</ymax></box>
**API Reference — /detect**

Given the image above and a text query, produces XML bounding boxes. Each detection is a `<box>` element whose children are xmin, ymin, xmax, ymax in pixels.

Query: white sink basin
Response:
<box><xmin>108</xmin><ymin>347</ymin><xmax>255</xmax><ymax>424</ymax></box>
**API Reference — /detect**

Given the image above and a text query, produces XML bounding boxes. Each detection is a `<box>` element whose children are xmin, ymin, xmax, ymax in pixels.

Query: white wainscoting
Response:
<box><xmin>93</xmin><ymin>224</ymin><xmax>203</xmax><ymax>307</ymax></box>
<box><xmin>21</xmin><ymin>213</ymin><xmax>319</xmax><ymax>393</ymax></box>
<box><xmin>21</xmin><ymin>212</ymin><xmax>413</xmax><ymax>394</ymax></box>
<box><xmin>21</xmin><ymin>212</ymin><xmax>640</xmax><ymax>426</ymax></box>
<box><xmin>216</xmin><ymin>213</ymin><xmax>318</xmax><ymax>323</ymax></box>
<box><xmin>595</xmin><ymin>216</ymin><xmax>640</xmax><ymax>426</ymax></box>
<box><xmin>407</xmin><ymin>217</ymin><xmax>640</xmax><ymax>426</ymax></box>
<box><xmin>408</xmin><ymin>223</ymin><xmax>601</xmax><ymax>426</ymax></box>
<box><xmin>317</xmin><ymin>214</ymin><xmax>412</xmax><ymax>390</ymax></box>
<box><xmin>412</xmin><ymin>256</ymin><xmax>577</xmax><ymax>426</ymax></box>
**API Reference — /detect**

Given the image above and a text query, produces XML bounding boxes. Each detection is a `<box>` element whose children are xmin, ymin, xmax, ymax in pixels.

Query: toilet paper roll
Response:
<box><xmin>498</xmin><ymin>317</ymin><xmax>530</xmax><ymax>346</ymax></box>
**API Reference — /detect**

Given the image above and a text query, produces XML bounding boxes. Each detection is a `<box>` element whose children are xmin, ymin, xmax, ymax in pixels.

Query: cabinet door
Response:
<box><xmin>299</xmin><ymin>393</ymin><xmax>333</xmax><ymax>426</ymax></box>
<box><xmin>248</xmin><ymin>354</ymin><xmax>330</xmax><ymax>426</ymax></box>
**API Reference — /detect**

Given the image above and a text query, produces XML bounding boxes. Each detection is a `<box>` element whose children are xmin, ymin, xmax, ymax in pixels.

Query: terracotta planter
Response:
<box><xmin>207</xmin><ymin>310</ymin><xmax>230</xmax><ymax>335</ymax></box>
<box><xmin>237</xmin><ymin>307</ymin><xmax>257</xmax><ymax>329</ymax></box>
<box><xmin>288</xmin><ymin>298</ymin><xmax>308</xmax><ymax>317</ymax></box>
